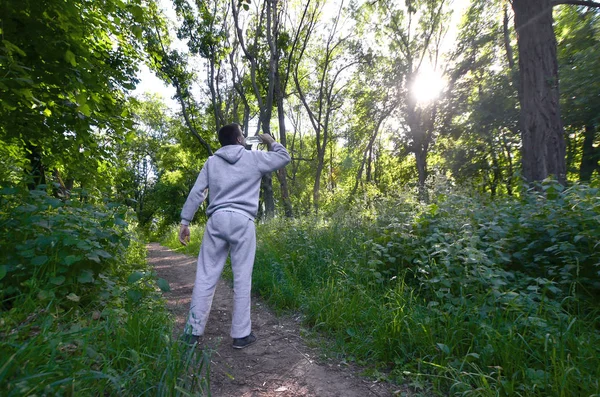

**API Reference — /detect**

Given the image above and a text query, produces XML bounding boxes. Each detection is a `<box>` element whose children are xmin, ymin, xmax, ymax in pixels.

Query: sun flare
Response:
<box><xmin>411</xmin><ymin>67</ymin><xmax>446</xmax><ymax>105</ymax></box>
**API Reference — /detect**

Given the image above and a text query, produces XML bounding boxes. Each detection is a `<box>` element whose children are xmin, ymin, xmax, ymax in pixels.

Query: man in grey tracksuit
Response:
<box><xmin>178</xmin><ymin>123</ymin><xmax>290</xmax><ymax>349</ymax></box>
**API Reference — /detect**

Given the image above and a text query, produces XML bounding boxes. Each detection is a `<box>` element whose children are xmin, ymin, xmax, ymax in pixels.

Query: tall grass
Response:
<box><xmin>250</xmin><ymin>183</ymin><xmax>600</xmax><ymax>395</ymax></box>
<box><xmin>158</xmin><ymin>182</ymin><xmax>600</xmax><ymax>395</ymax></box>
<box><xmin>0</xmin><ymin>186</ymin><xmax>209</xmax><ymax>396</ymax></box>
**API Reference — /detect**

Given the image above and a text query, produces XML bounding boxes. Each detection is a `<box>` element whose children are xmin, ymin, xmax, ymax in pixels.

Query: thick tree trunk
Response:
<box><xmin>512</xmin><ymin>0</ymin><xmax>566</xmax><ymax>184</ymax></box>
<box><xmin>415</xmin><ymin>148</ymin><xmax>428</xmax><ymax>201</ymax></box>
<box><xmin>579</xmin><ymin>124</ymin><xmax>599</xmax><ymax>182</ymax></box>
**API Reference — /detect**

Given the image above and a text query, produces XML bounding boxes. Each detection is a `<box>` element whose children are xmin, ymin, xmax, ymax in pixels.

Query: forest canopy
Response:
<box><xmin>1</xmin><ymin>0</ymin><xmax>599</xmax><ymax>220</ymax></box>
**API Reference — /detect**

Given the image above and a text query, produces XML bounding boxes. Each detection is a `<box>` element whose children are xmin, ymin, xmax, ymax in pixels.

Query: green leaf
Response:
<box><xmin>50</xmin><ymin>276</ymin><xmax>66</xmax><ymax>285</ymax></box>
<box><xmin>21</xmin><ymin>249</ymin><xmax>35</xmax><ymax>258</ymax></box>
<box><xmin>131</xmin><ymin>5</ymin><xmax>144</xmax><ymax>21</ymax></box>
<box><xmin>3</xmin><ymin>39</ymin><xmax>27</xmax><ymax>56</ymax></box>
<box><xmin>127</xmin><ymin>271</ymin><xmax>144</xmax><ymax>284</ymax></box>
<box><xmin>43</xmin><ymin>108</ymin><xmax>52</xmax><ymax>117</ymax></box>
<box><xmin>79</xmin><ymin>104</ymin><xmax>91</xmax><ymax>116</ymax></box>
<box><xmin>32</xmin><ymin>256</ymin><xmax>49</xmax><ymax>266</ymax></box>
<box><xmin>76</xmin><ymin>92</ymin><xmax>87</xmax><ymax>105</ymax></box>
<box><xmin>38</xmin><ymin>289</ymin><xmax>55</xmax><ymax>300</ymax></box>
<box><xmin>65</xmin><ymin>50</ymin><xmax>77</xmax><ymax>67</ymax></box>
<box><xmin>66</xmin><ymin>292</ymin><xmax>80</xmax><ymax>302</ymax></box>
<box><xmin>78</xmin><ymin>270</ymin><xmax>94</xmax><ymax>283</ymax></box>
<box><xmin>465</xmin><ymin>352</ymin><xmax>480</xmax><ymax>362</ymax></box>
<box><xmin>0</xmin><ymin>187</ymin><xmax>19</xmax><ymax>195</ymax></box>
<box><xmin>0</xmin><ymin>265</ymin><xmax>7</xmax><ymax>281</ymax></box>
<box><xmin>436</xmin><ymin>343</ymin><xmax>450</xmax><ymax>354</ymax></box>
<box><xmin>77</xmin><ymin>241</ymin><xmax>92</xmax><ymax>250</ymax></box>
<box><xmin>64</xmin><ymin>255</ymin><xmax>81</xmax><ymax>266</ymax></box>
<box><xmin>132</xmin><ymin>25</ymin><xmax>143</xmax><ymax>40</ymax></box>
<box><xmin>45</xmin><ymin>197</ymin><xmax>62</xmax><ymax>208</ymax></box>
<box><xmin>156</xmin><ymin>278</ymin><xmax>171</xmax><ymax>292</ymax></box>
<box><xmin>94</xmin><ymin>249</ymin><xmax>112</xmax><ymax>259</ymax></box>
<box><xmin>127</xmin><ymin>290</ymin><xmax>143</xmax><ymax>302</ymax></box>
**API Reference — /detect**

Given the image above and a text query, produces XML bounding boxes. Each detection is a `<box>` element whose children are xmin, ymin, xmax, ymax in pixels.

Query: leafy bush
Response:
<box><xmin>0</xmin><ymin>186</ymin><xmax>134</xmax><ymax>305</ymax></box>
<box><xmin>0</xmin><ymin>185</ymin><xmax>208</xmax><ymax>395</ymax></box>
<box><xmin>251</xmin><ymin>183</ymin><xmax>600</xmax><ymax>395</ymax></box>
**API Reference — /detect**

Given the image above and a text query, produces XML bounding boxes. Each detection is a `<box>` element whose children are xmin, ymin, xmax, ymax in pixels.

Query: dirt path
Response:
<box><xmin>147</xmin><ymin>243</ymin><xmax>404</xmax><ymax>397</ymax></box>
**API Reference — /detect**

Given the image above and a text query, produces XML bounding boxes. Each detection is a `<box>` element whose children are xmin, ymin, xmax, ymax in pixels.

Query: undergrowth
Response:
<box><xmin>161</xmin><ymin>181</ymin><xmax>600</xmax><ymax>396</ymax></box>
<box><xmin>0</xmin><ymin>185</ymin><xmax>209</xmax><ymax>396</ymax></box>
<box><xmin>259</xmin><ymin>182</ymin><xmax>600</xmax><ymax>395</ymax></box>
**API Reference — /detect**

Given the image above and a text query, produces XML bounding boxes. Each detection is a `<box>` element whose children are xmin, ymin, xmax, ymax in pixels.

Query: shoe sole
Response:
<box><xmin>232</xmin><ymin>338</ymin><xmax>257</xmax><ymax>349</ymax></box>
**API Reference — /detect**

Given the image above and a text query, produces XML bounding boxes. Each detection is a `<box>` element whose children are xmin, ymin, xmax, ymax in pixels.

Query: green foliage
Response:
<box><xmin>160</xmin><ymin>223</ymin><xmax>205</xmax><ymax>257</ymax></box>
<box><xmin>442</xmin><ymin>0</ymin><xmax>520</xmax><ymax>196</ymax></box>
<box><xmin>556</xmin><ymin>7</ymin><xmax>600</xmax><ymax>129</ymax></box>
<box><xmin>0</xmin><ymin>186</ymin><xmax>132</xmax><ymax>303</ymax></box>
<box><xmin>0</xmin><ymin>185</ymin><xmax>209</xmax><ymax>395</ymax></box>
<box><xmin>253</xmin><ymin>183</ymin><xmax>600</xmax><ymax>395</ymax></box>
<box><xmin>0</xmin><ymin>0</ymin><xmax>152</xmax><ymax>187</ymax></box>
<box><xmin>1</xmin><ymin>294</ymin><xmax>209</xmax><ymax>396</ymax></box>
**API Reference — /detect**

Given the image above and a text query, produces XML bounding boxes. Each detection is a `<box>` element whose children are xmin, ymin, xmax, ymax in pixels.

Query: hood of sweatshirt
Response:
<box><xmin>214</xmin><ymin>145</ymin><xmax>245</xmax><ymax>164</ymax></box>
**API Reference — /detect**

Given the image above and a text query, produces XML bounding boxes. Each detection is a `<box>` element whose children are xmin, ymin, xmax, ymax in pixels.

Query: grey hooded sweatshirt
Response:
<box><xmin>180</xmin><ymin>142</ymin><xmax>291</xmax><ymax>224</ymax></box>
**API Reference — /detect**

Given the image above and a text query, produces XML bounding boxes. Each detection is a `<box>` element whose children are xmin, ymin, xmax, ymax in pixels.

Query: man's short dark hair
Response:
<box><xmin>218</xmin><ymin>123</ymin><xmax>242</xmax><ymax>146</ymax></box>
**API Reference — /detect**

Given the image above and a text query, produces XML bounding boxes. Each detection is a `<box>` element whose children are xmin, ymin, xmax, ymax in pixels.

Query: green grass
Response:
<box><xmin>160</xmin><ymin>183</ymin><xmax>600</xmax><ymax>395</ymax></box>
<box><xmin>1</xmin><ymin>296</ymin><xmax>210</xmax><ymax>396</ymax></box>
<box><xmin>0</xmin><ymin>187</ymin><xmax>210</xmax><ymax>396</ymax></box>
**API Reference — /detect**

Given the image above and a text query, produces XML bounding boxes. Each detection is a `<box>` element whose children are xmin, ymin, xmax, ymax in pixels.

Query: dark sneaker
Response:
<box><xmin>232</xmin><ymin>332</ymin><xmax>257</xmax><ymax>349</ymax></box>
<box><xmin>181</xmin><ymin>333</ymin><xmax>200</xmax><ymax>346</ymax></box>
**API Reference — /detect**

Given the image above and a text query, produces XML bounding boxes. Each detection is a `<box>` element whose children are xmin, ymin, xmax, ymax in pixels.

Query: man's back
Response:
<box><xmin>181</xmin><ymin>141</ymin><xmax>290</xmax><ymax>223</ymax></box>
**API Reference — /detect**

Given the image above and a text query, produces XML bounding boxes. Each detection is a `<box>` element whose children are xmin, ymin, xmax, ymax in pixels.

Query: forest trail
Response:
<box><xmin>147</xmin><ymin>243</ymin><xmax>403</xmax><ymax>397</ymax></box>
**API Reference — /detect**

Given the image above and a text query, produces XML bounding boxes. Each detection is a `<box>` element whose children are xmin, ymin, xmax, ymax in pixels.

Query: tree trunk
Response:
<box><xmin>503</xmin><ymin>5</ymin><xmax>515</xmax><ymax>72</ymax></box>
<box><xmin>208</xmin><ymin>53</ymin><xmax>224</xmax><ymax>131</ymax></box>
<box><xmin>274</xmin><ymin>68</ymin><xmax>293</xmax><ymax>217</ymax></box>
<box><xmin>366</xmin><ymin>144</ymin><xmax>373</xmax><ymax>182</ymax></box>
<box><xmin>501</xmin><ymin>131</ymin><xmax>515</xmax><ymax>196</ymax></box>
<box><xmin>259</xmin><ymin>114</ymin><xmax>275</xmax><ymax>219</ymax></box>
<box><xmin>415</xmin><ymin>148</ymin><xmax>428</xmax><ymax>201</ymax></box>
<box><xmin>313</xmin><ymin>157</ymin><xmax>324</xmax><ymax>214</ymax></box>
<box><xmin>261</xmin><ymin>173</ymin><xmax>275</xmax><ymax>218</ymax></box>
<box><xmin>579</xmin><ymin>124</ymin><xmax>599</xmax><ymax>182</ymax></box>
<box><xmin>26</xmin><ymin>143</ymin><xmax>45</xmax><ymax>190</ymax></box>
<box><xmin>512</xmin><ymin>0</ymin><xmax>566</xmax><ymax>184</ymax></box>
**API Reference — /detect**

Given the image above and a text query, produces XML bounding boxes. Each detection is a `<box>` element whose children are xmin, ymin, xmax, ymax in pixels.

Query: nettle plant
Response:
<box><xmin>367</xmin><ymin>182</ymin><xmax>600</xmax><ymax>300</ymax></box>
<box><xmin>0</xmin><ymin>185</ymin><xmax>134</xmax><ymax>306</ymax></box>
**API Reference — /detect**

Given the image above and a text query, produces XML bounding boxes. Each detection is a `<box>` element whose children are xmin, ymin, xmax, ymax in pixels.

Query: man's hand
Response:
<box><xmin>179</xmin><ymin>224</ymin><xmax>190</xmax><ymax>246</ymax></box>
<box><xmin>259</xmin><ymin>133</ymin><xmax>275</xmax><ymax>149</ymax></box>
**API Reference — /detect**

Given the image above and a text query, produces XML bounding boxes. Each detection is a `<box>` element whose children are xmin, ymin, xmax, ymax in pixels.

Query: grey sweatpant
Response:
<box><xmin>186</xmin><ymin>210</ymin><xmax>256</xmax><ymax>338</ymax></box>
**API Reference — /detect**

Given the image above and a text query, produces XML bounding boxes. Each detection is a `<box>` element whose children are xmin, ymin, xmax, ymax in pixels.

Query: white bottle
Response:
<box><xmin>246</xmin><ymin>135</ymin><xmax>263</xmax><ymax>145</ymax></box>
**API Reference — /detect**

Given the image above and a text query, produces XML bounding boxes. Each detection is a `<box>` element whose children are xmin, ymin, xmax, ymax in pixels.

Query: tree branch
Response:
<box><xmin>552</xmin><ymin>0</ymin><xmax>600</xmax><ymax>7</ymax></box>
